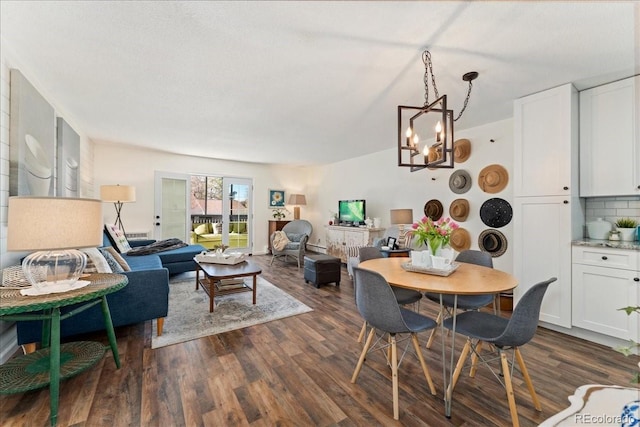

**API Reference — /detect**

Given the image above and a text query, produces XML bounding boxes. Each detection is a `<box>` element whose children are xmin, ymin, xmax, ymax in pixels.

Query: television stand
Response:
<box><xmin>326</xmin><ymin>225</ymin><xmax>385</xmax><ymax>263</ymax></box>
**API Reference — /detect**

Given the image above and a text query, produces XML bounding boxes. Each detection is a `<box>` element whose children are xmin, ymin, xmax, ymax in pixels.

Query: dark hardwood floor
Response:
<box><xmin>1</xmin><ymin>254</ymin><xmax>637</xmax><ymax>426</ymax></box>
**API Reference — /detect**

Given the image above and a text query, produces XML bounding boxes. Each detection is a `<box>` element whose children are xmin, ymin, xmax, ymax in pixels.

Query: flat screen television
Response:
<box><xmin>338</xmin><ymin>199</ymin><xmax>366</xmax><ymax>225</ymax></box>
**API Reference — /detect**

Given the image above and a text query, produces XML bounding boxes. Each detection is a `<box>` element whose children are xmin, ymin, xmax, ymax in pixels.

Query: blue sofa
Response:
<box><xmin>16</xmin><ymin>234</ymin><xmax>205</xmax><ymax>347</ymax></box>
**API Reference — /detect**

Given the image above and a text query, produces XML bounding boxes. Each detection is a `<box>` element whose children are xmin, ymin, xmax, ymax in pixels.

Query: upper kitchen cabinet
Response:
<box><xmin>579</xmin><ymin>75</ymin><xmax>639</xmax><ymax>197</ymax></box>
<box><xmin>514</xmin><ymin>84</ymin><xmax>579</xmax><ymax>197</ymax></box>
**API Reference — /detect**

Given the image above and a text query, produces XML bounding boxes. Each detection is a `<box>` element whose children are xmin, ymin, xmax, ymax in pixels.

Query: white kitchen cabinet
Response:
<box><xmin>513</xmin><ymin>84</ymin><xmax>583</xmax><ymax>328</ymax></box>
<box><xmin>514</xmin><ymin>84</ymin><xmax>579</xmax><ymax>197</ymax></box>
<box><xmin>326</xmin><ymin>226</ymin><xmax>384</xmax><ymax>263</ymax></box>
<box><xmin>572</xmin><ymin>246</ymin><xmax>639</xmax><ymax>340</ymax></box>
<box><xmin>579</xmin><ymin>76</ymin><xmax>639</xmax><ymax>196</ymax></box>
<box><xmin>513</xmin><ymin>197</ymin><xmax>579</xmax><ymax>328</ymax></box>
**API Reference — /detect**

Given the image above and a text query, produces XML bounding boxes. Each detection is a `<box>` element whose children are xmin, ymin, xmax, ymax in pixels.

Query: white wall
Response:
<box><xmin>310</xmin><ymin>119</ymin><xmax>515</xmax><ymax>273</ymax></box>
<box><xmin>92</xmin><ymin>143</ymin><xmax>313</xmax><ymax>254</ymax></box>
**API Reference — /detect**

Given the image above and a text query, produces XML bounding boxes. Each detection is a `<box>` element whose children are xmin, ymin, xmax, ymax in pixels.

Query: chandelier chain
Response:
<box><xmin>422</xmin><ymin>51</ymin><xmax>439</xmax><ymax>106</ymax></box>
<box><xmin>455</xmin><ymin>80</ymin><xmax>473</xmax><ymax>122</ymax></box>
<box><xmin>421</xmin><ymin>50</ymin><xmax>475</xmax><ymax>122</ymax></box>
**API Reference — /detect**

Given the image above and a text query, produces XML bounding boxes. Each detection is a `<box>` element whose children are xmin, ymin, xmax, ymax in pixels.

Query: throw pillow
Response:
<box><xmin>103</xmin><ymin>246</ymin><xmax>131</xmax><ymax>271</ymax></box>
<box><xmin>194</xmin><ymin>223</ymin><xmax>209</xmax><ymax>235</ymax></box>
<box><xmin>272</xmin><ymin>231</ymin><xmax>290</xmax><ymax>251</ymax></box>
<box><xmin>213</xmin><ymin>222</ymin><xmax>222</xmax><ymax>234</ymax></box>
<box><xmin>98</xmin><ymin>247</ymin><xmax>125</xmax><ymax>273</ymax></box>
<box><xmin>82</xmin><ymin>248</ymin><xmax>113</xmax><ymax>274</ymax></box>
<box><xmin>105</xmin><ymin>224</ymin><xmax>132</xmax><ymax>253</ymax></box>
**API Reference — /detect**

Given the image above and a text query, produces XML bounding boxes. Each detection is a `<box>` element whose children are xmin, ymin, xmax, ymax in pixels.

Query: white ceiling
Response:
<box><xmin>1</xmin><ymin>1</ymin><xmax>638</xmax><ymax>167</ymax></box>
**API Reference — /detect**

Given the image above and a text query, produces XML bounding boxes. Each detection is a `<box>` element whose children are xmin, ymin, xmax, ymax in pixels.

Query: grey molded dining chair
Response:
<box><xmin>356</xmin><ymin>247</ymin><xmax>423</xmax><ymax>342</ymax></box>
<box><xmin>424</xmin><ymin>249</ymin><xmax>495</xmax><ymax>348</ymax></box>
<box><xmin>442</xmin><ymin>277</ymin><xmax>557</xmax><ymax>427</ymax></box>
<box><xmin>350</xmin><ymin>266</ymin><xmax>437</xmax><ymax>420</ymax></box>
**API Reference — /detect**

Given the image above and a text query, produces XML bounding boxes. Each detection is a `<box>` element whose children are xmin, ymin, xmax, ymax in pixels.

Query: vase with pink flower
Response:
<box><xmin>409</xmin><ymin>216</ymin><xmax>459</xmax><ymax>257</ymax></box>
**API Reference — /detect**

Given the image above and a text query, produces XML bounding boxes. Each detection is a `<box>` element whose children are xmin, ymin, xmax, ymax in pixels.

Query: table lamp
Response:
<box><xmin>288</xmin><ymin>194</ymin><xmax>306</xmax><ymax>220</ymax></box>
<box><xmin>100</xmin><ymin>184</ymin><xmax>136</xmax><ymax>236</ymax></box>
<box><xmin>390</xmin><ymin>208</ymin><xmax>413</xmax><ymax>248</ymax></box>
<box><xmin>7</xmin><ymin>197</ymin><xmax>103</xmax><ymax>292</ymax></box>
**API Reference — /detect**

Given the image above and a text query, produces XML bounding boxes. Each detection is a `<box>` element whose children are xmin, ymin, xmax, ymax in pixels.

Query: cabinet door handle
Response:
<box><xmin>634</xmin><ymin>277</ymin><xmax>639</xmax><ymax>282</ymax></box>
<box><xmin>563</xmin><ymin>186</ymin><xmax>569</xmax><ymax>190</ymax></box>
<box><xmin>563</xmin><ymin>200</ymin><xmax>569</xmax><ymax>204</ymax></box>
<box><xmin>601</xmin><ymin>256</ymin><xmax>608</xmax><ymax>260</ymax></box>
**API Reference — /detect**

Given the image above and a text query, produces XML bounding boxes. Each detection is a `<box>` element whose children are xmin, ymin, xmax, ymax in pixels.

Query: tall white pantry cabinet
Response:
<box><xmin>513</xmin><ymin>83</ymin><xmax>584</xmax><ymax>328</ymax></box>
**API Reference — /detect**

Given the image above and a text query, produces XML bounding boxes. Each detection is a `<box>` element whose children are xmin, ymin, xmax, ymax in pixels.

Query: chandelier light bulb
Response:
<box><xmin>435</xmin><ymin>121</ymin><xmax>442</xmax><ymax>133</ymax></box>
<box><xmin>413</xmin><ymin>133</ymin><xmax>420</xmax><ymax>146</ymax></box>
<box><xmin>406</xmin><ymin>127</ymin><xmax>413</xmax><ymax>138</ymax></box>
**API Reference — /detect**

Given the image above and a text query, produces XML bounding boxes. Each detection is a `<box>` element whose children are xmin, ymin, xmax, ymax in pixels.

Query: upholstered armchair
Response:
<box><xmin>270</xmin><ymin>220</ymin><xmax>313</xmax><ymax>268</ymax></box>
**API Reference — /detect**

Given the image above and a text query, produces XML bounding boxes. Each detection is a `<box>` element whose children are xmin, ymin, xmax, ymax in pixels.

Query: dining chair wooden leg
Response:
<box><xmin>447</xmin><ymin>338</ymin><xmax>471</xmax><ymax>401</ymax></box>
<box><xmin>425</xmin><ymin>309</ymin><xmax>442</xmax><ymax>349</ymax></box>
<box><xmin>411</xmin><ymin>333</ymin><xmax>436</xmax><ymax>395</ymax></box>
<box><xmin>469</xmin><ymin>340</ymin><xmax>483</xmax><ymax>377</ymax></box>
<box><xmin>500</xmin><ymin>350</ymin><xmax>520</xmax><ymax>427</ymax></box>
<box><xmin>391</xmin><ymin>334</ymin><xmax>399</xmax><ymax>420</ymax></box>
<box><xmin>515</xmin><ymin>347</ymin><xmax>542</xmax><ymax>411</ymax></box>
<box><xmin>351</xmin><ymin>328</ymin><xmax>376</xmax><ymax>383</ymax></box>
<box><xmin>357</xmin><ymin>321</ymin><xmax>367</xmax><ymax>343</ymax></box>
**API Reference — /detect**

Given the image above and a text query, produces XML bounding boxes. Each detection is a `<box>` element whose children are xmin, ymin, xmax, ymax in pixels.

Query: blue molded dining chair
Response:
<box><xmin>351</xmin><ymin>266</ymin><xmax>437</xmax><ymax>420</ymax></box>
<box><xmin>442</xmin><ymin>277</ymin><xmax>557</xmax><ymax>427</ymax></box>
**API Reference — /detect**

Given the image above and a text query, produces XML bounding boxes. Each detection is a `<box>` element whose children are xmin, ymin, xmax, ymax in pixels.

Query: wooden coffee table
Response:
<box><xmin>194</xmin><ymin>259</ymin><xmax>262</xmax><ymax>312</ymax></box>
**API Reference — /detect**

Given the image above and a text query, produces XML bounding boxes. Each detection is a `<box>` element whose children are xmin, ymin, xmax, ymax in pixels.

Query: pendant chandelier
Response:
<box><xmin>397</xmin><ymin>50</ymin><xmax>478</xmax><ymax>171</ymax></box>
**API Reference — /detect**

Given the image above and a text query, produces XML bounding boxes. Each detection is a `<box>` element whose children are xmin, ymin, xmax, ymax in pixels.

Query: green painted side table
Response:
<box><xmin>0</xmin><ymin>273</ymin><xmax>128</xmax><ymax>426</ymax></box>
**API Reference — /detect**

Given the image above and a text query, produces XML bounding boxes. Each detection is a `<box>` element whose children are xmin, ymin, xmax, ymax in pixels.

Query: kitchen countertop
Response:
<box><xmin>572</xmin><ymin>238</ymin><xmax>640</xmax><ymax>251</ymax></box>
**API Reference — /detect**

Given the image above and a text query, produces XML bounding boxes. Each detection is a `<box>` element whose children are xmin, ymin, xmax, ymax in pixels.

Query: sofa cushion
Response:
<box><xmin>122</xmin><ymin>253</ymin><xmax>163</xmax><ymax>270</ymax></box>
<box><xmin>102</xmin><ymin>246</ymin><xmax>131</xmax><ymax>271</ymax></box>
<box><xmin>155</xmin><ymin>244</ymin><xmax>205</xmax><ymax>265</ymax></box>
<box><xmin>104</xmin><ymin>224</ymin><xmax>132</xmax><ymax>253</ymax></box>
<box><xmin>197</xmin><ymin>233</ymin><xmax>221</xmax><ymax>241</ymax></box>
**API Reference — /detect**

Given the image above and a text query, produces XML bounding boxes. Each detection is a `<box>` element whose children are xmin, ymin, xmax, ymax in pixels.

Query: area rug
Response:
<box><xmin>151</xmin><ymin>276</ymin><xmax>313</xmax><ymax>349</ymax></box>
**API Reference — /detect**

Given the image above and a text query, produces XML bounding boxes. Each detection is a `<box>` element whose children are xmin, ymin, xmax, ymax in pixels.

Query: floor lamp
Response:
<box><xmin>390</xmin><ymin>209</ymin><xmax>413</xmax><ymax>248</ymax></box>
<box><xmin>100</xmin><ymin>184</ymin><xmax>136</xmax><ymax>237</ymax></box>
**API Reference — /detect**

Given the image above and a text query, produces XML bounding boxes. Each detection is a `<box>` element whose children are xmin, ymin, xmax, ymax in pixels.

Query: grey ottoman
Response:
<box><xmin>304</xmin><ymin>254</ymin><xmax>341</xmax><ymax>288</ymax></box>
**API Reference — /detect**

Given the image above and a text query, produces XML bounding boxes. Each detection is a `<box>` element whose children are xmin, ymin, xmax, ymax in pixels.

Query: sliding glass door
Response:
<box><xmin>223</xmin><ymin>177</ymin><xmax>252</xmax><ymax>252</ymax></box>
<box><xmin>190</xmin><ymin>175</ymin><xmax>253</xmax><ymax>253</ymax></box>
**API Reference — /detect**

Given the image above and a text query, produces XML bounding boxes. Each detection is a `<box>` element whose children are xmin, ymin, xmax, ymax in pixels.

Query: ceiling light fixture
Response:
<box><xmin>398</xmin><ymin>50</ymin><xmax>478</xmax><ymax>171</ymax></box>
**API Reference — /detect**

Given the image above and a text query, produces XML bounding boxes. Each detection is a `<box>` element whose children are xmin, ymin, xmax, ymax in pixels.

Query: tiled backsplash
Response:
<box><xmin>585</xmin><ymin>196</ymin><xmax>640</xmax><ymax>225</ymax></box>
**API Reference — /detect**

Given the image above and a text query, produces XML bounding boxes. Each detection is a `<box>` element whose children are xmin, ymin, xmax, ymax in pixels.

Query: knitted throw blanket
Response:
<box><xmin>272</xmin><ymin>231</ymin><xmax>290</xmax><ymax>251</ymax></box>
<box><xmin>126</xmin><ymin>238</ymin><xmax>188</xmax><ymax>256</ymax></box>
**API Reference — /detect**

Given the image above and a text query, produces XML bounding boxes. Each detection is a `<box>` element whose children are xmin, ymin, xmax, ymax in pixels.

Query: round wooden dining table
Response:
<box><xmin>358</xmin><ymin>257</ymin><xmax>519</xmax><ymax>418</ymax></box>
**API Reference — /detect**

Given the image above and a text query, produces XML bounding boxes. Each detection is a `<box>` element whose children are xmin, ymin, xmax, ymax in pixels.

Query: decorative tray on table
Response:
<box><xmin>195</xmin><ymin>252</ymin><xmax>246</xmax><ymax>265</ymax></box>
<box><xmin>400</xmin><ymin>262</ymin><xmax>460</xmax><ymax>277</ymax></box>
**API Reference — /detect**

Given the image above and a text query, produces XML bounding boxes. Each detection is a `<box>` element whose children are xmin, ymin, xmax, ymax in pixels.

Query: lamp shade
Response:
<box><xmin>7</xmin><ymin>197</ymin><xmax>103</xmax><ymax>251</ymax></box>
<box><xmin>390</xmin><ymin>209</ymin><xmax>413</xmax><ymax>225</ymax></box>
<box><xmin>100</xmin><ymin>184</ymin><xmax>136</xmax><ymax>202</ymax></box>
<box><xmin>288</xmin><ymin>194</ymin><xmax>306</xmax><ymax>205</ymax></box>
